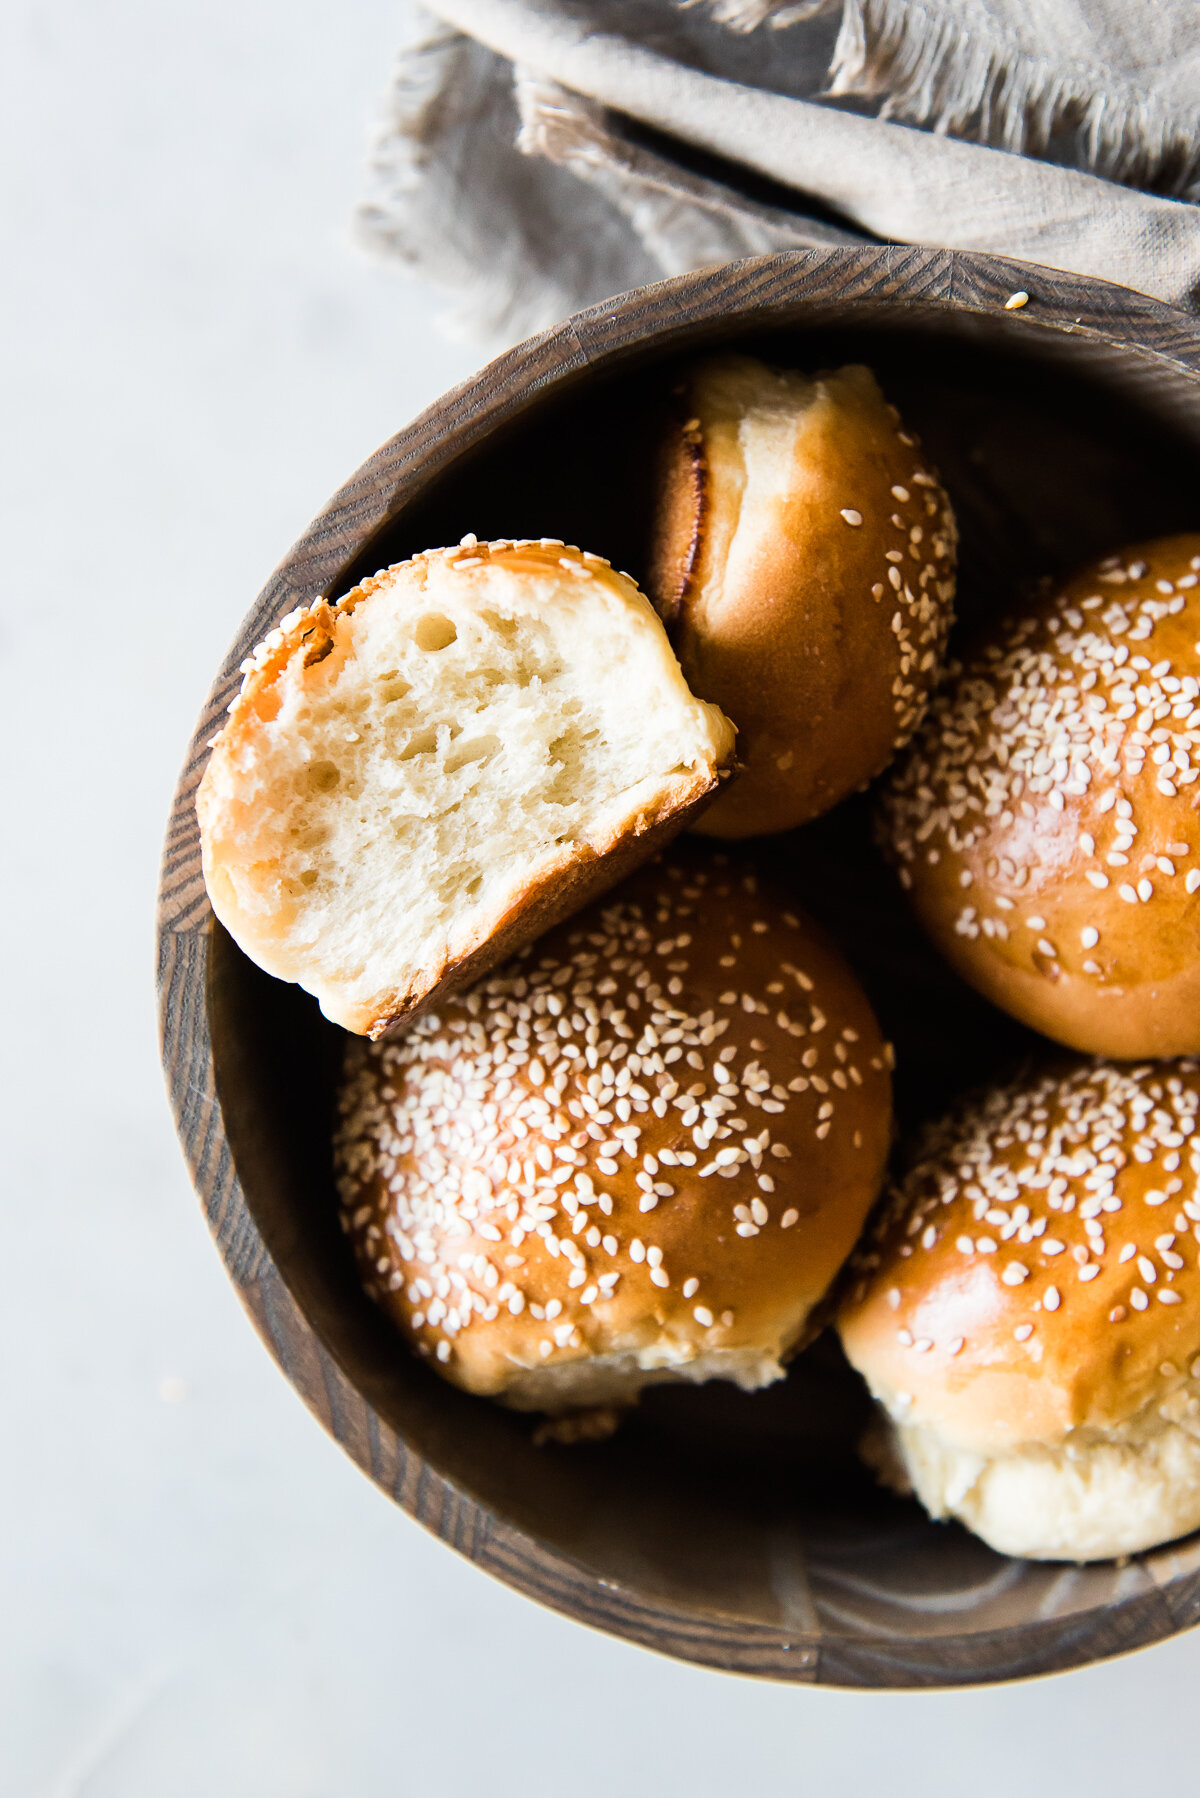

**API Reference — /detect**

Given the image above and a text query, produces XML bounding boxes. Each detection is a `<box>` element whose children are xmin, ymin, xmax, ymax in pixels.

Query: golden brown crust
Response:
<box><xmin>336</xmin><ymin>847</ymin><xmax>893</xmax><ymax>1406</ymax></box>
<box><xmin>646</xmin><ymin>409</ymin><xmax>706</xmax><ymax>629</ymax></box>
<box><xmin>646</xmin><ymin>357</ymin><xmax>957</xmax><ymax>838</ymax></box>
<box><xmin>838</xmin><ymin>1057</ymin><xmax>1200</xmax><ymax>1454</ymax></box>
<box><xmin>881</xmin><ymin>534</ymin><xmax>1200</xmax><ymax>1057</ymax></box>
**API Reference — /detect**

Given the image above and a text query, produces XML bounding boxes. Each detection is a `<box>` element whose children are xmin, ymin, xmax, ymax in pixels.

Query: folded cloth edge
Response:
<box><xmin>356</xmin><ymin>0</ymin><xmax>1200</xmax><ymax>345</ymax></box>
<box><xmin>429</xmin><ymin>0</ymin><xmax>1200</xmax><ymax>306</ymax></box>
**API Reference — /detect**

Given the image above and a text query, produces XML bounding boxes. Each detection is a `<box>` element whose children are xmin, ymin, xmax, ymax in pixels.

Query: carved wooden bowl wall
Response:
<box><xmin>158</xmin><ymin>248</ymin><xmax>1200</xmax><ymax>1685</ymax></box>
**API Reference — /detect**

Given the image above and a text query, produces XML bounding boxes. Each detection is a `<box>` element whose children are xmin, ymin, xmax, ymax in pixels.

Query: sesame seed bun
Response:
<box><xmin>839</xmin><ymin>1057</ymin><xmax>1200</xmax><ymax>1560</ymax></box>
<box><xmin>881</xmin><ymin>533</ymin><xmax>1200</xmax><ymax>1058</ymax></box>
<box><xmin>645</xmin><ymin>356</ymin><xmax>957</xmax><ymax>838</ymax></box>
<box><xmin>198</xmin><ymin>539</ymin><xmax>735</xmax><ymax>1036</ymax></box>
<box><xmin>335</xmin><ymin>849</ymin><xmax>893</xmax><ymax>1412</ymax></box>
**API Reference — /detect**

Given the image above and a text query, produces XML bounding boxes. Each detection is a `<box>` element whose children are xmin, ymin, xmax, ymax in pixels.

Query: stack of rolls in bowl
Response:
<box><xmin>196</xmin><ymin>345</ymin><xmax>1200</xmax><ymax>1565</ymax></box>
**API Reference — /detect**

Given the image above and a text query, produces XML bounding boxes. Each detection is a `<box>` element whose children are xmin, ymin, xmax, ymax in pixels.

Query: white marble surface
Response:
<box><xmin>6</xmin><ymin>1</ymin><xmax>1200</xmax><ymax>1790</ymax></box>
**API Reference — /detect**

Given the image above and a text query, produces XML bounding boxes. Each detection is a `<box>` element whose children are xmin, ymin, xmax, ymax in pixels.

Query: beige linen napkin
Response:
<box><xmin>357</xmin><ymin>0</ymin><xmax>1200</xmax><ymax>343</ymax></box>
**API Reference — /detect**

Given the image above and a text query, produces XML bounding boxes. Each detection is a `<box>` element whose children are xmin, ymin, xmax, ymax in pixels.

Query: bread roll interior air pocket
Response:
<box><xmin>197</xmin><ymin>538</ymin><xmax>736</xmax><ymax>1035</ymax></box>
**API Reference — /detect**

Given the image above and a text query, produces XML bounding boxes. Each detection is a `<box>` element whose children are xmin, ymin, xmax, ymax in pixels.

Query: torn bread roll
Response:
<box><xmin>880</xmin><ymin>534</ymin><xmax>1200</xmax><ymax>1058</ymax></box>
<box><xmin>839</xmin><ymin>1057</ymin><xmax>1200</xmax><ymax>1561</ymax></box>
<box><xmin>335</xmin><ymin>849</ymin><xmax>893</xmax><ymax>1412</ymax></box>
<box><xmin>198</xmin><ymin>539</ymin><xmax>736</xmax><ymax>1036</ymax></box>
<box><xmin>646</xmin><ymin>356</ymin><xmax>957</xmax><ymax>838</ymax></box>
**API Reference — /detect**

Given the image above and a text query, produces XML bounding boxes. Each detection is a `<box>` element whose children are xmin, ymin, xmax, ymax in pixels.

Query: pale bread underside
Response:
<box><xmin>874</xmin><ymin>1402</ymin><xmax>1200</xmax><ymax>1561</ymax></box>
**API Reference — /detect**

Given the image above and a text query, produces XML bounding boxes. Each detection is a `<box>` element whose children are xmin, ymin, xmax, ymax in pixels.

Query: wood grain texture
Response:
<box><xmin>159</xmin><ymin>246</ymin><xmax>1200</xmax><ymax>1686</ymax></box>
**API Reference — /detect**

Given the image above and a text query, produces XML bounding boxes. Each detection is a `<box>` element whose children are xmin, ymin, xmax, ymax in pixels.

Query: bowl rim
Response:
<box><xmin>157</xmin><ymin>243</ymin><xmax>1200</xmax><ymax>1687</ymax></box>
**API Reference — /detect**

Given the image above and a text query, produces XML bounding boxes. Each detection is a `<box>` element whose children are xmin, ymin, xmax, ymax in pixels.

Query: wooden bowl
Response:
<box><xmin>158</xmin><ymin>247</ymin><xmax>1200</xmax><ymax>1686</ymax></box>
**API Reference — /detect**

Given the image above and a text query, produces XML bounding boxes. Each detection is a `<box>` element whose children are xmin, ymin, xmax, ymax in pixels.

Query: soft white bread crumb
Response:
<box><xmin>871</xmin><ymin>1391</ymin><xmax>1200</xmax><ymax>1562</ymax></box>
<box><xmin>198</xmin><ymin>541</ymin><xmax>735</xmax><ymax>1034</ymax></box>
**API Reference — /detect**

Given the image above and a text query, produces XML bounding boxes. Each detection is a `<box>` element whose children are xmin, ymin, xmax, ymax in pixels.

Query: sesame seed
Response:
<box><xmin>880</xmin><ymin>545</ymin><xmax>1200</xmax><ymax>1036</ymax></box>
<box><xmin>840</xmin><ymin>508</ymin><xmax>863</xmax><ymax>527</ymax></box>
<box><xmin>1005</xmin><ymin>290</ymin><xmax>1029</xmax><ymax>309</ymax></box>
<box><xmin>847</xmin><ymin>1056</ymin><xmax>1200</xmax><ymax>1402</ymax></box>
